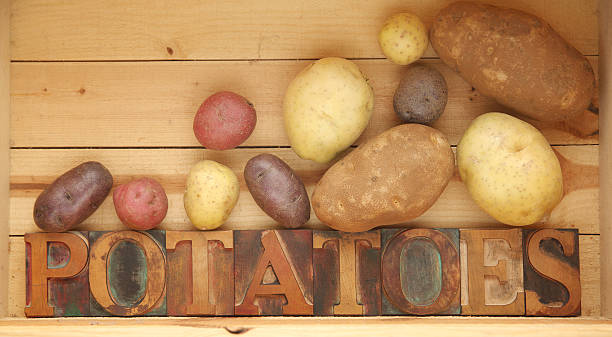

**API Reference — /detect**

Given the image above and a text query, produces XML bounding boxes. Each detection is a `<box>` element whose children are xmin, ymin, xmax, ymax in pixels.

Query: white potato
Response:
<box><xmin>378</xmin><ymin>12</ymin><xmax>429</xmax><ymax>65</ymax></box>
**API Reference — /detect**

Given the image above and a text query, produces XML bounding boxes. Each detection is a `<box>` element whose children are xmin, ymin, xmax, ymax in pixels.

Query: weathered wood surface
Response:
<box><xmin>9</xmin><ymin>58</ymin><xmax>598</xmax><ymax>148</ymax></box>
<box><xmin>460</xmin><ymin>229</ymin><xmax>525</xmax><ymax>315</ymax></box>
<box><xmin>381</xmin><ymin>228</ymin><xmax>460</xmax><ymax>315</ymax></box>
<box><xmin>8</xmin><ymin>146</ymin><xmax>599</xmax><ymax>235</ymax></box>
<box><xmin>88</xmin><ymin>231</ymin><xmax>166</xmax><ymax>316</ymax></box>
<box><xmin>166</xmin><ymin>231</ymin><xmax>234</xmax><ymax>316</ymax></box>
<box><xmin>523</xmin><ymin>229</ymin><xmax>581</xmax><ymax>316</ymax></box>
<box><xmin>10</xmin><ymin>0</ymin><xmax>598</xmax><ymax>61</ymax></box>
<box><xmin>313</xmin><ymin>231</ymin><xmax>381</xmax><ymax>315</ymax></box>
<box><xmin>234</xmin><ymin>230</ymin><xmax>313</xmax><ymax>316</ymax></box>
<box><xmin>0</xmin><ymin>0</ymin><xmax>9</xmax><ymax>318</ymax></box>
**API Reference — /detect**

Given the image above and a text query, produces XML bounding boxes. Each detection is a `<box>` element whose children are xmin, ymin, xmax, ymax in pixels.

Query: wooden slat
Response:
<box><xmin>0</xmin><ymin>0</ymin><xmax>10</xmax><ymax>318</ymax></box>
<box><xmin>9</xmin><ymin>146</ymin><xmax>598</xmax><ymax>235</ymax></box>
<box><xmin>10</xmin><ymin>58</ymin><xmax>599</xmax><ymax>148</ymax></box>
<box><xmin>10</xmin><ymin>0</ymin><xmax>599</xmax><ymax>61</ymax></box>
<box><xmin>6</xmin><ymin>235</ymin><xmax>601</xmax><ymax>317</ymax></box>
<box><xmin>600</xmin><ymin>0</ymin><xmax>612</xmax><ymax>318</ymax></box>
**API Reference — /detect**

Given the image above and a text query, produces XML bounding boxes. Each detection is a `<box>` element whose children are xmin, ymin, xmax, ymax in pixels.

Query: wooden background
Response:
<box><xmin>1</xmin><ymin>0</ymin><xmax>606</xmax><ymax>324</ymax></box>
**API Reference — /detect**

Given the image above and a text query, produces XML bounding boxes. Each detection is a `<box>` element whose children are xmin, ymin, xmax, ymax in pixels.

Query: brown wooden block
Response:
<box><xmin>523</xmin><ymin>229</ymin><xmax>581</xmax><ymax>316</ymax></box>
<box><xmin>25</xmin><ymin>232</ymin><xmax>90</xmax><ymax>317</ymax></box>
<box><xmin>89</xmin><ymin>230</ymin><xmax>166</xmax><ymax>316</ymax></box>
<box><xmin>460</xmin><ymin>229</ymin><xmax>524</xmax><ymax>315</ymax></box>
<box><xmin>234</xmin><ymin>230</ymin><xmax>313</xmax><ymax>316</ymax></box>
<box><xmin>381</xmin><ymin>228</ymin><xmax>460</xmax><ymax>315</ymax></box>
<box><xmin>166</xmin><ymin>231</ymin><xmax>234</xmax><ymax>316</ymax></box>
<box><xmin>313</xmin><ymin>231</ymin><xmax>381</xmax><ymax>316</ymax></box>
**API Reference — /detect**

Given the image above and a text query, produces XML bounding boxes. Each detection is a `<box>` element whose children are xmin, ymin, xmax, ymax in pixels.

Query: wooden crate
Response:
<box><xmin>1</xmin><ymin>0</ymin><xmax>611</xmax><ymax>335</ymax></box>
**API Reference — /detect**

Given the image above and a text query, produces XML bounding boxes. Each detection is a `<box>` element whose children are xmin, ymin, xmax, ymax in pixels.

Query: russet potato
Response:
<box><xmin>457</xmin><ymin>113</ymin><xmax>563</xmax><ymax>226</ymax></box>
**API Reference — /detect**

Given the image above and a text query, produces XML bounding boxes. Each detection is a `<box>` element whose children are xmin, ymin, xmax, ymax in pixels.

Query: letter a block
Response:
<box><xmin>523</xmin><ymin>229</ymin><xmax>581</xmax><ymax>316</ymax></box>
<box><xmin>234</xmin><ymin>230</ymin><xmax>313</xmax><ymax>315</ymax></box>
<box><xmin>89</xmin><ymin>231</ymin><xmax>167</xmax><ymax>316</ymax></box>
<box><xmin>381</xmin><ymin>228</ymin><xmax>461</xmax><ymax>315</ymax></box>
<box><xmin>25</xmin><ymin>232</ymin><xmax>90</xmax><ymax>317</ymax></box>
<box><xmin>166</xmin><ymin>231</ymin><xmax>234</xmax><ymax>316</ymax></box>
<box><xmin>460</xmin><ymin>229</ymin><xmax>525</xmax><ymax>315</ymax></box>
<box><xmin>313</xmin><ymin>231</ymin><xmax>381</xmax><ymax>316</ymax></box>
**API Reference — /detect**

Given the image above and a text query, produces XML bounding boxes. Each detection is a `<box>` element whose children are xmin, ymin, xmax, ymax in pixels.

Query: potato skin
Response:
<box><xmin>184</xmin><ymin>160</ymin><xmax>240</xmax><ymax>230</ymax></box>
<box><xmin>33</xmin><ymin>161</ymin><xmax>113</xmax><ymax>232</ymax></box>
<box><xmin>283</xmin><ymin>57</ymin><xmax>374</xmax><ymax>163</ymax></box>
<box><xmin>430</xmin><ymin>1</ymin><xmax>595</xmax><ymax>122</ymax></box>
<box><xmin>113</xmin><ymin>177</ymin><xmax>168</xmax><ymax>230</ymax></box>
<box><xmin>193</xmin><ymin>91</ymin><xmax>257</xmax><ymax>150</ymax></box>
<box><xmin>312</xmin><ymin>124</ymin><xmax>454</xmax><ymax>232</ymax></box>
<box><xmin>394</xmin><ymin>64</ymin><xmax>448</xmax><ymax>124</ymax></box>
<box><xmin>378</xmin><ymin>13</ymin><xmax>429</xmax><ymax>65</ymax></box>
<box><xmin>244</xmin><ymin>154</ymin><xmax>310</xmax><ymax>228</ymax></box>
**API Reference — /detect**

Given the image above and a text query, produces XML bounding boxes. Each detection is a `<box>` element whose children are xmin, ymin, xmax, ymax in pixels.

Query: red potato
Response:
<box><xmin>193</xmin><ymin>91</ymin><xmax>257</xmax><ymax>150</ymax></box>
<box><xmin>113</xmin><ymin>177</ymin><xmax>168</xmax><ymax>230</ymax></box>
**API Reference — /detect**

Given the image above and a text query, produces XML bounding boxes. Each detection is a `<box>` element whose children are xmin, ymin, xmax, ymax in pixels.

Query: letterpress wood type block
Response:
<box><xmin>313</xmin><ymin>231</ymin><xmax>381</xmax><ymax>316</ymax></box>
<box><xmin>166</xmin><ymin>231</ymin><xmax>234</xmax><ymax>316</ymax></box>
<box><xmin>25</xmin><ymin>232</ymin><xmax>90</xmax><ymax>317</ymax></box>
<box><xmin>89</xmin><ymin>230</ymin><xmax>166</xmax><ymax>316</ymax></box>
<box><xmin>234</xmin><ymin>230</ymin><xmax>313</xmax><ymax>316</ymax></box>
<box><xmin>381</xmin><ymin>228</ymin><xmax>460</xmax><ymax>315</ymax></box>
<box><xmin>460</xmin><ymin>229</ymin><xmax>524</xmax><ymax>315</ymax></box>
<box><xmin>523</xmin><ymin>229</ymin><xmax>581</xmax><ymax>316</ymax></box>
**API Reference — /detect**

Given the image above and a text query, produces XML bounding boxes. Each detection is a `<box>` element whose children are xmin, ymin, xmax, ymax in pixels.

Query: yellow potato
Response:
<box><xmin>457</xmin><ymin>113</ymin><xmax>563</xmax><ymax>226</ymax></box>
<box><xmin>184</xmin><ymin>160</ymin><xmax>239</xmax><ymax>230</ymax></box>
<box><xmin>283</xmin><ymin>57</ymin><xmax>374</xmax><ymax>163</ymax></box>
<box><xmin>378</xmin><ymin>13</ymin><xmax>428</xmax><ymax>65</ymax></box>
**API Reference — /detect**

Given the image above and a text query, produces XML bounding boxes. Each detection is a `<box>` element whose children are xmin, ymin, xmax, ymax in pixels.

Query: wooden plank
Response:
<box><xmin>9</xmin><ymin>58</ymin><xmax>598</xmax><ymax>148</ymax></box>
<box><xmin>10</xmin><ymin>0</ymin><xmax>598</xmax><ymax>61</ymax></box>
<box><xmin>0</xmin><ymin>0</ymin><xmax>9</xmax><ymax>318</ymax></box>
<box><xmin>8</xmin><ymin>146</ymin><xmax>599</xmax><ymax>235</ymax></box>
<box><xmin>4</xmin><ymin>235</ymin><xmax>602</xmax><ymax>317</ymax></box>
<box><xmin>599</xmin><ymin>0</ymin><xmax>612</xmax><ymax>318</ymax></box>
<box><xmin>2</xmin><ymin>317</ymin><xmax>612</xmax><ymax>337</ymax></box>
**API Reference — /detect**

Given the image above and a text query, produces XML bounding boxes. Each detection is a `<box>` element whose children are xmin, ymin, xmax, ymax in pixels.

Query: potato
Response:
<box><xmin>33</xmin><ymin>161</ymin><xmax>113</xmax><ymax>232</ymax></box>
<box><xmin>457</xmin><ymin>113</ymin><xmax>563</xmax><ymax>226</ymax></box>
<box><xmin>244</xmin><ymin>154</ymin><xmax>310</xmax><ymax>228</ymax></box>
<box><xmin>184</xmin><ymin>160</ymin><xmax>240</xmax><ymax>230</ymax></box>
<box><xmin>378</xmin><ymin>13</ymin><xmax>429</xmax><ymax>65</ymax></box>
<box><xmin>283</xmin><ymin>57</ymin><xmax>374</xmax><ymax>163</ymax></box>
<box><xmin>113</xmin><ymin>177</ymin><xmax>168</xmax><ymax>230</ymax></box>
<box><xmin>394</xmin><ymin>64</ymin><xmax>448</xmax><ymax>124</ymax></box>
<box><xmin>312</xmin><ymin>124</ymin><xmax>454</xmax><ymax>232</ymax></box>
<box><xmin>193</xmin><ymin>91</ymin><xmax>257</xmax><ymax>150</ymax></box>
<box><xmin>430</xmin><ymin>2</ymin><xmax>595</xmax><ymax>122</ymax></box>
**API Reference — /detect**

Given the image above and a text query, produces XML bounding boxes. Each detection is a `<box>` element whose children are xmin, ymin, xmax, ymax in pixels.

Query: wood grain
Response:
<box><xmin>9</xmin><ymin>58</ymin><xmax>598</xmax><ymax>148</ymax></box>
<box><xmin>10</xmin><ymin>0</ymin><xmax>598</xmax><ymax>61</ymax></box>
<box><xmin>8</xmin><ymin>146</ymin><xmax>600</xmax><ymax>235</ymax></box>
<box><xmin>0</xmin><ymin>0</ymin><xmax>9</xmax><ymax>317</ymax></box>
<box><xmin>599</xmin><ymin>0</ymin><xmax>612</xmax><ymax>318</ymax></box>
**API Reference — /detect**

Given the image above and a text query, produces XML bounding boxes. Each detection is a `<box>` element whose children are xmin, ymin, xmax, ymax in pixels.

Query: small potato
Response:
<box><xmin>378</xmin><ymin>13</ymin><xmax>429</xmax><ymax>65</ymax></box>
<box><xmin>113</xmin><ymin>177</ymin><xmax>168</xmax><ymax>230</ymax></box>
<box><xmin>184</xmin><ymin>160</ymin><xmax>240</xmax><ymax>230</ymax></box>
<box><xmin>34</xmin><ymin>161</ymin><xmax>113</xmax><ymax>232</ymax></box>
<box><xmin>394</xmin><ymin>64</ymin><xmax>448</xmax><ymax>124</ymax></box>
<box><xmin>244</xmin><ymin>154</ymin><xmax>310</xmax><ymax>228</ymax></box>
<box><xmin>193</xmin><ymin>91</ymin><xmax>257</xmax><ymax>150</ymax></box>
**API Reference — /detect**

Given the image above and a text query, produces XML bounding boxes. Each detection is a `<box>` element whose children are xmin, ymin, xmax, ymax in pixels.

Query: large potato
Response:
<box><xmin>312</xmin><ymin>124</ymin><xmax>454</xmax><ymax>232</ymax></box>
<box><xmin>34</xmin><ymin>161</ymin><xmax>113</xmax><ymax>232</ymax></box>
<box><xmin>244</xmin><ymin>154</ymin><xmax>310</xmax><ymax>228</ymax></box>
<box><xmin>283</xmin><ymin>57</ymin><xmax>374</xmax><ymax>163</ymax></box>
<box><xmin>430</xmin><ymin>2</ymin><xmax>595</xmax><ymax>122</ymax></box>
<box><xmin>457</xmin><ymin>113</ymin><xmax>563</xmax><ymax>226</ymax></box>
<box><xmin>184</xmin><ymin>160</ymin><xmax>240</xmax><ymax>230</ymax></box>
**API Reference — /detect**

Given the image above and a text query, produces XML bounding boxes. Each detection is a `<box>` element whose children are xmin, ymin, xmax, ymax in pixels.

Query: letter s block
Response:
<box><xmin>25</xmin><ymin>232</ymin><xmax>90</xmax><ymax>317</ymax></box>
<box><xmin>89</xmin><ymin>231</ymin><xmax>166</xmax><ymax>316</ymax></box>
<box><xmin>523</xmin><ymin>229</ymin><xmax>581</xmax><ymax>316</ymax></box>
